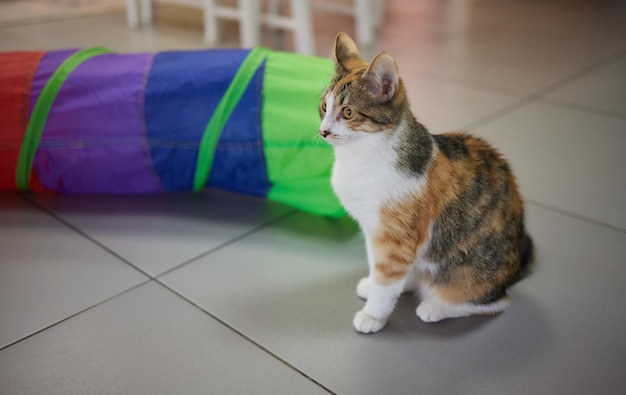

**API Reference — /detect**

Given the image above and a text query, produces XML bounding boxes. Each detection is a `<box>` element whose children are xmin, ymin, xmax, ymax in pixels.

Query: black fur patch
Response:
<box><xmin>395</xmin><ymin>119</ymin><xmax>433</xmax><ymax>177</ymax></box>
<box><xmin>433</xmin><ymin>134</ymin><xmax>469</xmax><ymax>160</ymax></box>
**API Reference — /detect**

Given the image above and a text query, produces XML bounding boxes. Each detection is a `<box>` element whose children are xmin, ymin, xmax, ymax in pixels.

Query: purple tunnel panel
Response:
<box><xmin>33</xmin><ymin>52</ymin><xmax>163</xmax><ymax>194</ymax></box>
<box><xmin>29</xmin><ymin>49</ymin><xmax>78</xmax><ymax>116</ymax></box>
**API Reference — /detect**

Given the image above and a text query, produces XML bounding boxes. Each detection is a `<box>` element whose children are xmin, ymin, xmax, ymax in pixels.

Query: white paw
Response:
<box><xmin>356</xmin><ymin>277</ymin><xmax>370</xmax><ymax>300</ymax></box>
<box><xmin>416</xmin><ymin>302</ymin><xmax>446</xmax><ymax>323</ymax></box>
<box><xmin>353</xmin><ymin>310</ymin><xmax>386</xmax><ymax>333</ymax></box>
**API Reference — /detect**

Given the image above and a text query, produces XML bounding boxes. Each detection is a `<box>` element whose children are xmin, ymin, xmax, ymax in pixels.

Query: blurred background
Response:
<box><xmin>0</xmin><ymin>0</ymin><xmax>372</xmax><ymax>56</ymax></box>
<box><xmin>1</xmin><ymin>1</ymin><xmax>626</xmax><ymax>394</ymax></box>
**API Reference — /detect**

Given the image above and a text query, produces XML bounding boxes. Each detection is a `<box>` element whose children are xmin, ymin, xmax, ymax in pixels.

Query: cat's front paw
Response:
<box><xmin>353</xmin><ymin>310</ymin><xmax>386</xmax><ymax>333</ymax></box>
<box><xmin>416</xmin><ymin>302</ymin><xmax>446</xmax><ymax>323</ymax></box>
<box><xmin>356</xmin><ymin>277</ymin><xmax>370</xmax><ymax>300</ymax></box>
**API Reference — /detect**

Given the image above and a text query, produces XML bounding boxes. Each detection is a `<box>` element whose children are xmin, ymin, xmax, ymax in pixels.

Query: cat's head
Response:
<box><xmin>319</xmin><ymin>32</ymin><xmax>407</xmax><ymax>146</ymax></box>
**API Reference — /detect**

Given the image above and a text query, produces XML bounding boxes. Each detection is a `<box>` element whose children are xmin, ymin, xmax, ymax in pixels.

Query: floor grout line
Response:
<box><xmin>526</xmin><ymin>199</ymin><xmax>626</xmax><ymax>234</ymax></box>
<box><xmin>3</xmin><ymin>198</ymin><xmax>323</xmax><ymax>388</ymax></box>
<box><xmin>19</xmin><ymin>193</ymin><xmax>153</xmax><ymax>279</ymax></box>
<box><xmin>462</xmin><ymin>48</ymin><xmax>626</xmax><ymax>131</ymax></box>
<box><xmin>154</xmin><ymin>280</ymin><xmax>338</xmax><ymax>395</ymax></box>
<box><xmin>462</xmin><ymin>96</ymin><xmax>535</xmax><ymax>131</ymax></box>
<box><xmin>0</xmin><ymin>204</ymin><xmax>298</xmax><ymax>352</ymax></box>
<box><xmin>156</xmin><ymin>208</ymin><xmax>298</xmax><ymax>278</ymax></box>
<box><xmin>528</xmin><ymin>49</ymin><xmax>626</xmax><ymax>98</ymax></box>
<box><xmin>20</xmin><ymin>193</ymin><xmax>299</xmax><ymax>282</ymax></box>
<box><xmin>535</xmin><ymin>97</ymin><xmax>626</xmax><ymax>122</ymax></box>
<box><xmin>0</xmin><ymin>279</ymin><xmax>153</xmax><ymax>352</ymax></box>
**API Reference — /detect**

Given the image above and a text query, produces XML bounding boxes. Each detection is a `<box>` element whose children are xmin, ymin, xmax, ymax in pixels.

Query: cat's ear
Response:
<box><xmin>363</xmin><ymin>53</ymin><xmax>399</xmax><ymax>103</ymax></box>
<box><xmin>334</xmin><ymin>32</ymin><xmax>360</xmax><ymax>72</ymax></box>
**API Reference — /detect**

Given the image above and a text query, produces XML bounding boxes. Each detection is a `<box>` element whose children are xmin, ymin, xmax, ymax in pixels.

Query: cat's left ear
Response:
<box><xmin>363</xmin><ymin>53</ymin><xmax>399</xmax><ymax>103</ymax></box>
<box><xmin>334</xmin><ymin>32</ymin><xmax>360</xmax><ymax>73</ymax></box>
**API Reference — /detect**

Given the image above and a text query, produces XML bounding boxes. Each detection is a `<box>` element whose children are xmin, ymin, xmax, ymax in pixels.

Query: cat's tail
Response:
<box><xmin>518</xmin><ymin>232</ymin><xmax>535</xmax><ymax>279</ymax></box>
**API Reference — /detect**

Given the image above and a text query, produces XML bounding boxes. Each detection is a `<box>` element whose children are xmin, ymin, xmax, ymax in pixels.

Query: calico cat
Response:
<box><xmin>319</xmin><ymin>33</ymin><xmax>534</xmax><ymax>333</ymax></box>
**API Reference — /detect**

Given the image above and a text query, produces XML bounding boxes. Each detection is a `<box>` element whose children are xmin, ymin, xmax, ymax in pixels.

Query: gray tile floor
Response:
<box><xmin>1</xmin><ymin>1</ymin><xmax>626</xmax><ymax>394</ymax></box>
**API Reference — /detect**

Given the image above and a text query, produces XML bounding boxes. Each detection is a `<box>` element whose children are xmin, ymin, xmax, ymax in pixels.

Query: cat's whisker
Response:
<box><xmin>312</xmin><ymin>134</ymin><xmax>326</xmax><ymax>147</ymax></box>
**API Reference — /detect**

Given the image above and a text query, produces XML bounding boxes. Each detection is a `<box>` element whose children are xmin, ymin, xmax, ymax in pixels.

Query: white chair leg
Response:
<box><xmin>355</xmin><ymin>0</ymin><xmax>373</xmax><ymax>48</ymax></box>
<box><xmin>126</xmin><ymin>0</ymin><xmax>140</xmax><ymax>28</ymax></box>
<box><xmin>202</xmin><ymin>0</ymin><xmax>219</xmax><ymax>44</ymax></box>
<box><xmin>290</xmin><ymin>0</ymin><xmax>314</xmax><ymax>55</ymax></box>
<box><xmin>139</xmin><ymin>0</ymin><xmax>153</xmax><ymax>25</ymax></box>
<box><xmin>372</xmin><ymin>0</ymin><xmax>384</xmax><ymax>28</ymax></box>
<box><xmin>239</xmin><ymin>0</ymin><xmax>261</xmax><ymax>49</ymax></box>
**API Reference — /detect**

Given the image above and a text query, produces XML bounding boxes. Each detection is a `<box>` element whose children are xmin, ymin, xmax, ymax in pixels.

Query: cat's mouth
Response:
<box><xmin>320</xmin><ymin>130</ymin><xmax>334</xmax><ymax>140</ymax></box>
<box><xmin>320</xmin><ymin>132</ymin><xmax>342</xmax><ymax>145</ymax></box>
<box><xmin>320</xmin><ymin>129</ymin><xmax>352</xmax><ymax>145</ymax></box>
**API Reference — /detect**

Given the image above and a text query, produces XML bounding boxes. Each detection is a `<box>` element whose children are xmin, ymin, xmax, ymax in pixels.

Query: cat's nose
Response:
<box><xmin>320</xmin><ymin>130</ymin><xmax>330</xmax><ymax>138</ymax></box>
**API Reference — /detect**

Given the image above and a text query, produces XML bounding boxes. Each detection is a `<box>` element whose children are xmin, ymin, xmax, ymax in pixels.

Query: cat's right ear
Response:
<box><xmin>334</xmin><ymin>32</ymin><xmax>360</xmax><ymax>73</ymax></box>
<box><xmin>363</xmin><ymin>53</ymin><xmax>399</xmax><ymax>103</ymax></box>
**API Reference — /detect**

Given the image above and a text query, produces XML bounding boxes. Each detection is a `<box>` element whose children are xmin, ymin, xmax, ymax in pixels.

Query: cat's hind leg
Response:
<box><xmin>416</xmin><ymin>282</ymin><xmax>510</xmax><ymax>323</ymax></box>
<box><xmin>416</xmin><ymin>293</ymin><xmax>510</xmax><ymax>323</ymax></box>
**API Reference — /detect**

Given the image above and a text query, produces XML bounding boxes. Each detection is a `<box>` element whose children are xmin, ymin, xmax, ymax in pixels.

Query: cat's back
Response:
<box><xmin>433</xmin><ymin>132</ymin><xmax>509</xmax><ymax>171</ymax></box>
<box><xmin>429</xmin><ymin>131</ymin><xmax>518</xmax><ymax>201</ymax></box>
<box><xmin>429</xmin><ymin>130</ymin><xmax>522</xmax><ymax>210</ymax></box>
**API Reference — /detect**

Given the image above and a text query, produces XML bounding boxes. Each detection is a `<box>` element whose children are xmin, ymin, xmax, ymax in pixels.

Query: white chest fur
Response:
<box><xmin>331</xmin><ymin>132</ymin><xmax>426</xmax><ymax>237</ymax></box>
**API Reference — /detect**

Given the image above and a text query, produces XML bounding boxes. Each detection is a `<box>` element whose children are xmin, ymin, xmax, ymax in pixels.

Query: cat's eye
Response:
<box><xmin>343</xmin><ymin>106</ymin><xmax>354</xmax><ymax>119</ymax></box>
<box><xmin>320</xmin><ymin>101</ymin><xmax>327</xmax><ymax>113</ymax></box>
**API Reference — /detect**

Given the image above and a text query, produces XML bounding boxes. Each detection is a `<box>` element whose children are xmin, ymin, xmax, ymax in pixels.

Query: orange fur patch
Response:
<box><xmin>373</xmin><ymin>147</ymin><xmax>456</xmax><ymax>285</ymax></box>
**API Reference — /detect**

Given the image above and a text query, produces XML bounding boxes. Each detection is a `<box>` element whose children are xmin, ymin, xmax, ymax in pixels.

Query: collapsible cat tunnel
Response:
<box><xmin>0</xmin><ymin>47</ymin><xmax>345</xmax><ymax>217</ymax></box>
